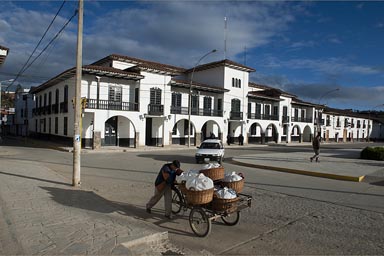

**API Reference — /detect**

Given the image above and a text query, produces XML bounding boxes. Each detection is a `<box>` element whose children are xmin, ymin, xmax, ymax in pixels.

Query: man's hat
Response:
<box><xmin>172</xmin><ymin>160</ymin><xmax>181</xmax><ymax>168</ymax></box>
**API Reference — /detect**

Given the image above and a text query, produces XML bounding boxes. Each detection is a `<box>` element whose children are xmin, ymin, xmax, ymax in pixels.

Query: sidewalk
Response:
<box><xmin>0</xmin><ymin>155</ymin><xmax>184</xmax><ymax>255</ymax></box>
<box><xmin>232</xmin><ymin>151</ymin><xmax>384</xmax><ymax>183</ymax></box>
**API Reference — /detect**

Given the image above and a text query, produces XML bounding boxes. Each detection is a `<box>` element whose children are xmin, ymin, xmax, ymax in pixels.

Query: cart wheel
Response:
<box><xmin>189</xmin><ymin>207</ymin><xmax>211</xmax><ymax>237</ymax></box>
<box><xmin>221</xmin><ymin>211</ymin><xmax>240</xmax><ymax>226</ymax></box>
<box><xmin>171</xmin><ymin>187</ymin><xmax>183</xmax><ymax>214</ymax></box>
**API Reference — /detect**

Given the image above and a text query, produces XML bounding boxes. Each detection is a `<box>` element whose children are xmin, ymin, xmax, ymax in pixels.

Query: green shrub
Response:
<box><xmin>361</xmin><ymin>147</ymin><xmax>384</xmax><ymax>161</ymax></box>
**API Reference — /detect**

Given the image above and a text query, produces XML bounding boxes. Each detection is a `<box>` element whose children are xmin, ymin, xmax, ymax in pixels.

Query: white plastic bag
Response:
<box><xmin>177</xmin><ymin>169</ymin><xmax>200</xmax><ymax>182</ymax></box>
<box><xmin>224</xmin><ymin>171</ymin><xmax>243</xmax><ymax>182</ymax></box>
<box><xmin>186</xmin><ymin>173</ymin><xmax>214</xmax><ymax>191</ymax></box>
<box><xmin>215</xmin><ymin>187</ymin><xmax>237</xmax><ymax>199</ymax></box>
<box><xmin>202</xmin><ymin>163</ymin><xmax>221</xmax><ymax>170</ymax></box>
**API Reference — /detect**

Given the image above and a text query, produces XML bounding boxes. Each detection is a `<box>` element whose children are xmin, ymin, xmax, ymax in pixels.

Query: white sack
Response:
<box><xmin>202</xmin><ymin>163</ymin><xmax>221</xmax><ymax>170</ymax></box>
<box><xmin>224</xmin><ymin>171</ymin><xmax>243</xmax><ymax>182</ymax></box>
<box><xmin>215</xmin><ymin>187</ymin><xmax>237</xmax><ymax>199</ymax></box>
<box><xmin>186</xmin><ymin>173</ymin><xmax>214</xmax><ymax>191</ymax></box>
<box><xmin>177</xmin><ymin>169</ymin><xmax>200</xmax><ymax>182</ymax></box>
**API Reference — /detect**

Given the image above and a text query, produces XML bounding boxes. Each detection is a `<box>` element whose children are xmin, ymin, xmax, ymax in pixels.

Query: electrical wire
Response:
<box><xmin>7</xmin><ymin>1</ymin><xmax>66</xmax><ymax>90</ymax></box>
<box><xmin>7</xmin><ymin>10</ymin><xmax>78</xmax><ymax>91</ymax></box>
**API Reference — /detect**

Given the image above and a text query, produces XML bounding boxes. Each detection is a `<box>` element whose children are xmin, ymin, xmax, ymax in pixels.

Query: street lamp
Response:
<box><xmin>0</xmin><ymin>79</ymin><xmax>15</xmax><ymax>131</ymax></box>
<box><xmin>316</xmin><ymin>88</ymin><xmax>340</xmax><ymax>134</ymax></box>
<box><xmin>188</xmin><ymin>49</ymin><xmax>217</xmax><ymax>147</ymax></box>
<box><xmin>367</xmin><ymin>103</ymin><xmax>384</xmax><ymax>142</ymax></box>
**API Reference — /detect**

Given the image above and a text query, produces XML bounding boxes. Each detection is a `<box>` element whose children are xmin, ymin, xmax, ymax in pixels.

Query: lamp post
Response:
<box><xmin>316</xmin><ymin>88</ymin><xmax>340</xmax><ymax>135</ymax></box>
<box><xmin>188</xmin><ymin>49</ymin><xmax>217</xmax><ymax>147</ymax></box>
<box><xmin>367</xmin><ymin>103</ymin><xmax>384</xmax><ymax>142</ymax></box>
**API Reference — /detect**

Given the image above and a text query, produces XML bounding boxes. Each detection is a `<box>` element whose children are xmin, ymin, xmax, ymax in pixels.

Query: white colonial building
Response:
<box><xmin>22</xmin><ymin>54</ymin><xmax>375</xmax><ymax>149</ymax></box>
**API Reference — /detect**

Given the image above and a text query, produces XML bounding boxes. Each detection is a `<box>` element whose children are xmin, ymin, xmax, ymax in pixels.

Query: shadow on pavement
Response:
<box><xmin>40</xmin><ymin>186</ymin><xmax>117</xmax><ymax>214</ymax></box>
<box><xmin>0</xmin><ymin>171</ymin><xmax>70</xmax><ymax>186</ymax></box>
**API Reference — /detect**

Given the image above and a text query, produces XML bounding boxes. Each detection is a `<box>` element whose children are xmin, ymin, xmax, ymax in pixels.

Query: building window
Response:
<box><xmin>49</xmin><ymin>117</ymin><xmax>51</xmax><ymax>134</ymax></box>
<box><xmin>217</xmin><ymin>98</ymin><xmax>223</xmax><ymax>111</ymax></box>
<box><xmin>203</xmin><ymin>96</ymin><xmax>212</xmax><ymax>109</ymax></box>
<box><xmin>191</xmin><ymin>95</ymin><xmax>199</xmax><ymax>113</ymax></box>
<box><xmin>264</xmin><ymin>105</ymin><xmax>271</xmax><ymax>116</ymax></box>
<box><xmin>55</xmin><ymin>117</ymin><xmax>58</xmax><ymax>134</ymax></box>
<box><xmin>231</xmin><ymin>99</ymin><xmax>241</xmax><ymax>114</ymax></box>
<box><xmin>203</xmin><ymin>96</ymin><xmax>212</xmax><ymax>115</ymax></box>
<box><xmin>109</xmin><ymin>86</ymin><xmax>122</xmax><ymax>102</ymax></box>
<box><xmin>232</xmin><ymin>78</ymin><xmax>242</xmax><ymax>88</ymax></box>
<box><xmin>150</xmin><ymin>88</ymin><xmax>161</xmax><ymax>105</ymax></box>
<box><xmin>256</xmin><ymin>103</ymin><xmax>261</xmax><ymax>114</ymax></box>
<box><xmin>48</xmin><ymin>91</ymin><xmax>52</xmax><ymax>114</ymax></box>
<box><xmin>63</xmin><ymin>117</ymin><xmax>68</xmax><ymax>136</ymax></box>
<box><xmin>294</xmin><ymin>108</ymin><xmax>299</xmax><ymax>119</ymax></box>
<box><xmin>171</xmin><ymin>92</ymin><xmax>181</xmax><ymax>107</ymax></box>
<box><xmin>273</xmin><ymin>106</ymin><xmax>278</xmax><ymax>116</ymax></box>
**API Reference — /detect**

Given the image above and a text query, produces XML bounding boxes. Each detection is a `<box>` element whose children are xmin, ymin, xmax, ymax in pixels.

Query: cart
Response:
<box><xmin>171</xmin><ymin>183</ymin><xmax>252</xmax><ymax>237</ymax></box>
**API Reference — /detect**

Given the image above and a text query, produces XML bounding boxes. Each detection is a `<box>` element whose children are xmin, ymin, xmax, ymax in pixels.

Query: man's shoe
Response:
<box><xmin>310</xmin><ymin>157</ymin><xmax>313</xmax><ymax>162</ymax></box>
<box><xmin>146</xmin><ymin>208</ymin><xmax>151</xmax><ymax>214</ymax></box>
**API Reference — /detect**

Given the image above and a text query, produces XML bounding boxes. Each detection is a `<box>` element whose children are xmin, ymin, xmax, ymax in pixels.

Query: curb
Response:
<box><xmin>230</xmin><ymin>159</ymin><xmax>365</xmax><ymax>182</ymax></box>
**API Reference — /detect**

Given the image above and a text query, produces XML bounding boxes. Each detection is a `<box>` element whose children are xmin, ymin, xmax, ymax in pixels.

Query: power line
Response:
<box><xmin>7</xmin><ymin>10</ymin><xmax>78</xmax><ymax>91</ymax></box>
<box><xmin>8</xmin><ymin>1</ymin><xmax>67</xmax><ymax>90</ymax></box>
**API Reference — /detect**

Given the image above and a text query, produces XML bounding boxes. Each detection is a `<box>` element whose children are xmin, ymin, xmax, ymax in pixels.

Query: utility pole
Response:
<box><xmin>73</xmin><ymin>0</ymin><xmax>83</xmax><ymax>186</ymax></box>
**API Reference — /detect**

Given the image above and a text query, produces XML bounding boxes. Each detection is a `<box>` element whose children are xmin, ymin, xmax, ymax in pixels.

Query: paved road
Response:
<box><xmin>1</xmin><ymin>137</ymin><xmax>384</xmax><ymax>255</ymax></box>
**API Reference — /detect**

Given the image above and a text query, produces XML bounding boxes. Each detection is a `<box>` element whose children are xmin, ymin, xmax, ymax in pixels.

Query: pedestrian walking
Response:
<box><xmin>227</xmin><ymin>134</ymin><xmax>231</xmax><ymax>145</ymax></box>
<box><xmin>238</xmin><ymin>134</ymin><xmax>244</xmax><ymax>145</ymax></box>
<box><xmin>310</xmin><ymin>132</ymin><xmax>321</xmax><ymax>162</ymax></box>
<box><xmin>146</xmin><ymin>160</ymin><xmax>183</xmax><ymax>219</ymax></box>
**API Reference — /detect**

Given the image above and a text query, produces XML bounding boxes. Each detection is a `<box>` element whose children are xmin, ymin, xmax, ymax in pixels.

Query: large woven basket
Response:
<box><xmin>178</xmin><ymin>181</ymin><xmax>188</xmax><ymax>195</ymax></box>
<box><xmin>221</xmin><ymin>179</ymin><xmax>244</xmax><ymax>193</ymax></box>
<box><xmin>211</xmin><ymin>197</ymin><xmax>240</xmax><ymax>213</ymax></box>
<box><xmin>200</xmin><ymin>167</ymin><xmax>225</xmax><ymax>181</ymax></box>
<box><xmin>185</xmin><ymin>188</ymin><xmax>214</xmax><ymax>205</ymax></box>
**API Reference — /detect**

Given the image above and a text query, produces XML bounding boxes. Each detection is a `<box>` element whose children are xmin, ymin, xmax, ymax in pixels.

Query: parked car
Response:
<box><xmin>195</xmin><ymin>139</ymin><xmax>225</xmax><ymax>164</ymax></box>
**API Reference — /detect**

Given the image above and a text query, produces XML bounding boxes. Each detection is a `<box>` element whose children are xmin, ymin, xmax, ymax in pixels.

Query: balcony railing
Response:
<box><xmin>148</xmin><ymin>104</ymin><xmax>164</xmax><ymax>115</ymax></box>
<box><xmin>247</xmin><ymin>113</ymin><xmax>279</xmax><ymax>121</ymax></box>
<box><xmin>52</xmin><ymin>104</ymin><xmax>59</xmax><ymax>114</ymax></box>
<box><xmin>248</xmin><ymin>113</ymin><xmax>262</xmax><ymax>119</ymax></box>
<box><xmin>314</xmin><ymin>119</ymin><xmax>325</xmax><ymax>125</ymax></box>
<box><xmin>282</xmin><ymin>116</ymin><xmax>290</xmax><ymax>123</ymax></box>
<box><xmin>292</xmin><ymin>116</ymin><xmax>313</xmax><ymax>123</ymax></box>
<box><xmin>230</xmin><ymin>111</ymin><xmax>243</xmax><ymax>120</ymax></box>
<box><xmin>262</xmin><ymin>114</ymin><xmax>279</xmax><ymax>121</ymax></box>
<box><xmin>170</xmin><ymin>106</ymin><xmax>223</xmax><ymax>117</ymax></box>
<box><xmin>60</xmin><ymin>102</ymin><xmax>68</xmax><ymax>113</ymax></box>
<box><xmin>87</xmin><ymin>99</ymin><xmax>139</xmax><ymax>112</ymax></box>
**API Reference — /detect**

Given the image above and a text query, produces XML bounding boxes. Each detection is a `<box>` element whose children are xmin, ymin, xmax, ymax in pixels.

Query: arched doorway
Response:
<box><xmin>291</xmin><ymin>125</ymin><xmax>301</xmax><ymax>142</ymax></box>
<box><xmin>104</xmin><ymin>117</ymin><xmax>117</xmax><ymax>146</ymax></box>
<box><xmin>303</xmin><ymin>126</ymin><xmax>312</xmax><ymax>142</ymax></box>
<box><xmin>171</xmin><ymin>119</ymin><xmax>196</xmax><ymax>145</ymax></box>
<box><xmin>265</xmin><ymin>124</ymin><xmax>278</xmax><ymax>143</ymax></box>
<box><xmin>248</xmin><ymin>122</ymin><xmax>262</xmax><ymax>144</ymax></box>
<box><xmin>201</xmin><ymin>120</ymin><xmax>221</xmax><ymax>141</ymax></box>
<box><xmin>104</xmin><ymin>116</ymin><xmax>136</xmax><ymax>147</ymax></box>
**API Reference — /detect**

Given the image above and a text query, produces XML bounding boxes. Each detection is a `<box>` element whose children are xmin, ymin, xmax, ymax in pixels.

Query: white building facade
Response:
<box><xmin>24</xmin><ymin>54</ymin><xmax>375</xmax><ymax>148</ymax></box>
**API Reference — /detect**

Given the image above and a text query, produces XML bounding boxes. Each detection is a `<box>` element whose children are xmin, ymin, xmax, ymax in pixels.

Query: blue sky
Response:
<box><xmin>0</xmin><ymin>1</ymin><xmax>383</xmax><ymax>111</ymax></box>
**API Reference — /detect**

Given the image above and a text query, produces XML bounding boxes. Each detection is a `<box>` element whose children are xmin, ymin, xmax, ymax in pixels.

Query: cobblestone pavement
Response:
<box><xmin>0</xmin><ymin>153</ymin><xmax>186</xmax><ymax>255</ymax></box>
